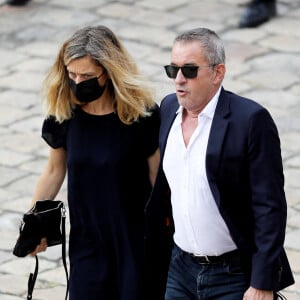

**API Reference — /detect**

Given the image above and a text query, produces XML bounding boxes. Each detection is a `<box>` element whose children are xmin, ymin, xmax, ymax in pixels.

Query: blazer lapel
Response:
<box><xmin>206</xmin><ymin>88</ymin><xmax>231</xmax><ymax>203</ymax></box>
<box><xmin>159</xmin><ymin>95</ymin><xmax>179</xmax><ymax>158</ymax></box>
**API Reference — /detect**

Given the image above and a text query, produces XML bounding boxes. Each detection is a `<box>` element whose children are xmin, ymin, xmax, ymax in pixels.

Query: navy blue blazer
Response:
<box><xmin>145</xmin><ymin>88</ymin><xmax>294</xmax><ymax>299</ymax></box>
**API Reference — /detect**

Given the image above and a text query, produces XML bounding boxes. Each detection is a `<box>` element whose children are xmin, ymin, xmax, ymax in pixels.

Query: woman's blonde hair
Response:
<box><xmin>44</xmin><ymin>25</ymin><xmax>155</xmax><ymax>124</ymax></box>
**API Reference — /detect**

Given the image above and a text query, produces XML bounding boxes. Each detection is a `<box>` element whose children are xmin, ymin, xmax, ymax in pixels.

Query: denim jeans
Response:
<box><xmin>165</xmin><ymin>244</ymin><xmax>249</xmax><ymax>300</ymax></box>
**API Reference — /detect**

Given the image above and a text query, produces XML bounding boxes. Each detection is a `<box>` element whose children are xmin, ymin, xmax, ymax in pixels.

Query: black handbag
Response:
<box><xmin>13</xmin><ymin>200</ymin><xmax>69</xmax><ymax>300</ymax></box>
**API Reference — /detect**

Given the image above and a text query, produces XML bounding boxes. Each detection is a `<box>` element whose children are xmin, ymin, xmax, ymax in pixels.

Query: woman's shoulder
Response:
<box><xmin>42</xmin><ymin>116</ymin><xmax>70</xmax><ymax>149</ymax></box>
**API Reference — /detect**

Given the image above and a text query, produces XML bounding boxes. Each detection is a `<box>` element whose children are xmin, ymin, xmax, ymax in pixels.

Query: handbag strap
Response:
<box><xmin>27</xmin><ymin>255</ymin><xmax>38</xmax><ymax>300</ymax></box>
<box><xmin>61</xmin><ymin>205</ymin><xmax>69</xmax><ymax>300</ymax></box>
<box><xmin>27</xmin><ymin>206</ymin><xmax>69</xmax><ymax>300</ymax></box>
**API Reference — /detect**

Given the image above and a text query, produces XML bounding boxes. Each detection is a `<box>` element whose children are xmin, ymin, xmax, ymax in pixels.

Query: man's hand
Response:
<box><xmin>30</xmin><ymin>238</ymin><xmax>48</xmax><ymax>256</ymax></box>
<box><xmin>243</xmin><ymin>287</ymin><xmax>273</xmax><ymax>300</ymax></box>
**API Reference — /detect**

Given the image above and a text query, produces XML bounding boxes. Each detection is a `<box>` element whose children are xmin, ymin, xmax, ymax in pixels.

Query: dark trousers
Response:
<box><xmin>165</xmin><ymin>244</ymin><xmax>249</xmax><ymax>300</ymax></box>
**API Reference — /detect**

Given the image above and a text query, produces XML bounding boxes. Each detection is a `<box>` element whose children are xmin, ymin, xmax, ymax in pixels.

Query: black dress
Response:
<box><xmin>42</xmin><ymin>105</ymin><xmax>160</xmax><ymax>300</ymax></box>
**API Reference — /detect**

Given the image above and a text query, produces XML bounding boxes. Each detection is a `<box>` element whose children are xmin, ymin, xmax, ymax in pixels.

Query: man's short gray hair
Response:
<box><xmin>174</xmin><ymin>28</ymin><xmax>225</xmax><ymax>65</ymax></box>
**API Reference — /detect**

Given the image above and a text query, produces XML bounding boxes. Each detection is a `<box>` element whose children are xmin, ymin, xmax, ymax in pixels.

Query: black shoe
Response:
<box><xmin>6</xmin><ymin>0</ymin><xmax>31</xmax><ymax>6</ymax></box>
<box><xmin>239</xmin><ymin>1</ymin><xmax>277</xmax><ymax>28</ymax></box>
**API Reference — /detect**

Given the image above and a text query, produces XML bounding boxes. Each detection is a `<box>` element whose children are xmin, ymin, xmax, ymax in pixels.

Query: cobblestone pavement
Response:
<box><xmin>0</xmin><ymin>0</ymin><xmax>299</xmax><ymax>299</ymax></box>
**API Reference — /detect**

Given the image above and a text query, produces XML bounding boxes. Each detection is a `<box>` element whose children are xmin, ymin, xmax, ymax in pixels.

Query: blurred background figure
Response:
<box><xmin>3</xmin><ymin>0</ymin><xmax>31</xmax><ymax>6</ymax></box>
<box><xmin>239</xmin><ymin>0</ymin><xmax>277</xmax><ymax>28</ymax></box>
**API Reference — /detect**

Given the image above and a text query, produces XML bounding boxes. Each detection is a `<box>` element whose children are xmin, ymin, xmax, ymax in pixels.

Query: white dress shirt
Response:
<box><xmin>163</xmin><ymin>88</ymin><xmax>237</xmax><ymax>256</ymax></box>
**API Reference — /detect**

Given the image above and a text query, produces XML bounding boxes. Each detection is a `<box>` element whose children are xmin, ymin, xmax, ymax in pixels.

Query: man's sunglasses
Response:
<box><xmin>164</xmin><ymin>64</ymin><xmax>214</xmax><ymax>79</ymax></box>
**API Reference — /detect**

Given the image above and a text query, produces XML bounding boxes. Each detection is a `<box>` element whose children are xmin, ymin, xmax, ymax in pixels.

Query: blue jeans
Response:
<box><xmin>165</xmin><ymin>244</ymin><xmax>249</xmax><ymax>300</ymax></box>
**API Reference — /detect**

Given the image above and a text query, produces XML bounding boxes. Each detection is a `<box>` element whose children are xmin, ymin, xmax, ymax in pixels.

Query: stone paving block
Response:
<box><xmin>123</xmin><ymin>40</ymin><xmax>159</xmax><ymax>61</ymax></box>
<box><xmin>51</xmin><ymin>0</ymin><xmax>106</xmax><ymax>9</ymax></box>
<box><xmin>15</xmin><ymin>25</ymin><xmax>58</xmax><ymax>46</ymax></box>
<box><xmin>287</xmin><ymin>250</ymin><xmax>300</xmax><ymax>274</ymax></box>
<box><xmin>0</xmin><ymin>230</ymin><xmax>20</xmax><ymax>252</ymax></box>
<box><xmin>284</xmin><ymin>169</ymin><xmax>300</xmax><ymax>189</ymax></box>
<box><xmin>16</xmin><ymin>41</ymin><xmax>60</xmax><ymax>59</ymax></box>
<box><xmin>117</xmin><ymin>24</ymin><xmax>175</xmax><ymax>48</ymax></box>
<box><xmin>0</xmin><ymin>274</ymin><xmax>27</xmax><ymax>298</ymax></box>
<box><xmin>265</xmin><ymin>18</ymin><xmax>300</xmax><ymax>38</ymax></box>
<box><xmin>286</xmin><ymin>156</ymin><xmax>300</xmax><ymax>168</ymax></box>
<box><xmin>0</xmin><ymin>211</ymin><xmax>24</xmax><ymax>232</ymax></box>
<box><xmin>0</xmin><ymin>166</ymin><xmax>28</xmax><ymax>188</ymax></box>
<box><xmin>9</xmin><ymin>115</ymin><xmax>44</xmax><ymax>134</ymax></box>
<box><xmin>287</xmin><ymin>213</ymin><xmax>300</xmax><ymax>232</ymax></box>
<box><xmin>0</xmin><ymin>256</ymin><xmax>57</xmax><ymax>276</ymax></box>
<box><xmin>5</xmin><ymin>173</ymin><xmax>40</xmax><ymax>195</ymax></box>
<box><xmin>176</xmin><ymin>20</ymin><xmax>225</xmax><ymax>34</ymax></box>
<box><xmin>38</xmin><ymin>265</ymin><xmax>68</xmax><ymax>284</ymax></box>
<box><xmin>174</xmin><ymin>1</ymin><xmax>237</xmax><ymax>21</ymax></box>
<box><xmin>151</xmin><ymin>81</ymin><xmax>174</xmax><ymax>104</ymax></box>
<box><xmin>224</xmin><ymin>41</ymin><xmax>269</xmax><ymax>64</ymax></box>
<box><xmin>223</xmin><ymin>61</ymin><xmax>250</xmax><ymax>78</ymax></box>
<box><xmin>31</xmin><ymin>285</ymin><xmax>67</xmax><ymax>300</ymax></box>
<box><xmin>130</xmin><ymin>10</ymin><xmax>186</xmax><ymax>27</ymax></box>
<box><xmin>285</xmin><ymin>228</ymin><xmax>300</xmax><ymax>250</ymax></box>
<box><xmin>0</xmin><ymin>50</ymin><xmax>28</xmax><ymax>69</ymax></box>
<box><xmin>97</xmin><ymin>2</ymin><xmax>145</xmax><ymax>19</ymax></box>
<box><xmin>0</xmin><ymin>106</ymin><xmax>31</xmax><ymax>127</ymax></box>
<box><xmin>222</xmin><ymin>28</ymin><xmax>267</xmax><ymax>44</ymax></box>
<box><xmin>0</xmin><ymin>195</ymin><xmax>32</xmax><ymax>213</ymax></box>
<box><xmin>35</xmin><ymin>7</ymin><xmax>99</xmax><ymax>28</ymax></box>
<box><xmin>222</xmin><ymin>78</ymin><xmax>253</xmax><ymax>95</ymax></box>
<box><xmin>239</xmin><ymin>90</ymin><xmax>300</xmax><ymax>111</ymax></box>
<box><xmin>0</xmin><ymin>90</ymin><xmax>41</xmax><ymax>110</ymax></box>
<box><xmin>281</xmin><ymin>291</ymin><xmax>300</xmax><ymax>300</ymax></box>
<box><xmin>138</xmin><ymin>0</ymin><xmax>189</xmax><ymax>11</ymax></box>
<box><xmin>259</xmin><ymin>35</ymin><xmax>300</xmax><ymax>53</ymax></box>
<box><xmin>0</xmin><ymin>294</ymin><xmax>23</xmax><ymax>300</ymax></box>
<box><xmin>0</xmin><ymin>188</ymin><xmax>19</xmax><ymax>203</ymax></box>
<box><xmin>277</xmin><ymin>116</ymin><xmax>300</xmax><ymax>133</ymax></box>
<box><xmin>0</xmin><ymin>71</ymin><xmax>43</xmax><ymax>93</ymax></box>
<box><xmin>281</xmin><ymin>131</ymin><xmax>300</xmax><ymax>153</ymax></box>
<box><xmin>238</xmin><ymin>70</ymin><xmax>297</xmax><ymax>90</ymax></box>
<box><xmin>146</xmin><ymin>50</ymin><xmax>174</xmax><ymax>67</ymax></box>
<box><xmin>285</xmin><ymin>188</ymin><xmax>300</xmax><ymax>207</ymax></box>
<box><xmin>0</xmin><ymin>250</ymin><xmax>10</xmax><ymax>264</ymax></box>
<box><xmin>1</xmin><ymin>132</ymin><xmax>44</xmax><ymax>154</ymax></box>
<box><xmin>248</xmin><ymin>52</ymin><xmax>300</xmax><ymax>72</ymax></box>
<box><xmin>0</xmin><ymin>149</ymin><xmax>33</xmax><ymax>168</ymax></box>
<box><xmin>285</xmin><ymin>273</ymin><xmax>300</xmax><ymax>295</ymax></box>
<box><xmin>14</xmin><ymin>58</ymin><xmax>51</xmax><ymax>75</ymax></box>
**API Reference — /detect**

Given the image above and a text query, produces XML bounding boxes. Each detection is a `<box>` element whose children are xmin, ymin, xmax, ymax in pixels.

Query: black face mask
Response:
<box><xmin>69</xmin><ymin>77</ymin><xmax>106</xmax><ymax>103</ymax></box>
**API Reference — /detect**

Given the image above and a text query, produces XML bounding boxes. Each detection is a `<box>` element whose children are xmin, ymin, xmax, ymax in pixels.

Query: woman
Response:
<box><xmin>31</xmin><ymin>25</ymin><xmax>160</xmax><ymax>300</ymax></box>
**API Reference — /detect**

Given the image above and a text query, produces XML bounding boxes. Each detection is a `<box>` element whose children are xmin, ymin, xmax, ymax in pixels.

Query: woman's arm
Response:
<box><xmin>31</xmin><ymin>147</ymin><xmax>67</xmax><ymax>206</ymax></box>
<box><xmin>30</xmin><ymin>147</ymin><xmax>67</xmax><ymax>255</ymax></box>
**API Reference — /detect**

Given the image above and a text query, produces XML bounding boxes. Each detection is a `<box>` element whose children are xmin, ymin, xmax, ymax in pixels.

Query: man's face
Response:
<box><xmin>170</xmin><ymin>40</ymin><xmax>224</xmax><ymax>114</ymax></box>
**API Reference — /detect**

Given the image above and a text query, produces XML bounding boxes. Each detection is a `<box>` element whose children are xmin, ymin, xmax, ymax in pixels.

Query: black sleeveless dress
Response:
<box><xmin>42</xmin><ymin>105</ymin><xmax>160</xmax><ymax>300</ymax></box>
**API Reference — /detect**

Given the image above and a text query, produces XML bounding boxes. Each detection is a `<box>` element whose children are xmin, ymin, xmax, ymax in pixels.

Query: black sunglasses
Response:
<box><xmin>164</xmin><ymin>64</ymin><xmax>214</xmax><ymax>79</ymax></box>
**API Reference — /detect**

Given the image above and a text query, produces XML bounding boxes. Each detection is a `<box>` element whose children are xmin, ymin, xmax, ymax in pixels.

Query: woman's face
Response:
<box><xmin>66</xmin><ymin>56</ymin><xmax>106</xmax><ymax>84</ymax></box>
<box><xmin>66</xmin><ymin>56</ymin><xmax>111</xmax><ymax>103</ymax></box>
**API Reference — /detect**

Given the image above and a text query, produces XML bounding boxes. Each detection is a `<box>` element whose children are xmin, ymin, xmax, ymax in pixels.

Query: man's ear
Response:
<box><xmin>213</xmin><ymin>63</ymin><xmax>226</xmax><ymax>85</ymax></box>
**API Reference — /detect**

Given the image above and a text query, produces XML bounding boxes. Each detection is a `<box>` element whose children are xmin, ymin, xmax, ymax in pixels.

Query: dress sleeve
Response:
<box><xmin>41</xmin><ymin>116</ymin><xmax>68</xmax><ymax>149</ymax></box>
<box><xmin>142</xmin><ymin>103</ymin><xmax>160</xmax><ymax>157</ymax></box>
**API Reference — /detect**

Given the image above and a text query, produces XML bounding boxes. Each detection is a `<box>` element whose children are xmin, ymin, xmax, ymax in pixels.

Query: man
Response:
<box><xmin>239</xmin><ymin>0</ymin><xmax>277</xmax><ymax>28</ymax></box>
<box><xmin>145</xmin><ymin>28</ymin><xmax>294</xmax><ymax>300</ymax></box>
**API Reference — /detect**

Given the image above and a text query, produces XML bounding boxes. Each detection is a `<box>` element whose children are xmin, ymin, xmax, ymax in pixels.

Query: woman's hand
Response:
<box><xmin>30</xmin><ymin>238</ymin><xmax>48</xmax><ymax>256</ymax></box>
